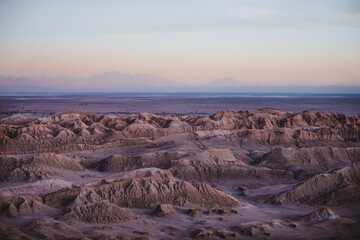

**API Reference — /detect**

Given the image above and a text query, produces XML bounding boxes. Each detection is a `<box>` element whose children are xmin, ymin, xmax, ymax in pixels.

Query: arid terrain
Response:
<box><xmin>1</xmin><ymin>93</ymin><xmax>360</xmax><ymax>119</ymax></box>
<box><xmin>0</xmin><ymin>108</ymin><xmax>360</xmax><ymax>239</ymax></box>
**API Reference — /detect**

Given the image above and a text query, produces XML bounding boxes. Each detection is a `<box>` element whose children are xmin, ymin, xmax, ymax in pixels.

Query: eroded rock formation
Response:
<box><xmin>0</xmin><ymin>109</ymin><xmax>359</xmax><ymax>239</ymax></box>
<box><xmin>270</xmin><ymin>163</ymin><xmax>360</xmax><ymax>205</ymax></box>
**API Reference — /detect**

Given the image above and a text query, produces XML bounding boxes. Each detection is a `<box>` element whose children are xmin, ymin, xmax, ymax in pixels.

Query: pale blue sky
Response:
<box><xmin>0</xmin><ymin>0</ymin><xmax>359</xmax><ymax>85</ymax></box>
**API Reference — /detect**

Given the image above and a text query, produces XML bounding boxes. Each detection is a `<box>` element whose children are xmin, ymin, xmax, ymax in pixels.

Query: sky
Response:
<box><xmin>0</xmin><ymin>0</ymin><xmax>360</xmax><ymax>86</ymax></box>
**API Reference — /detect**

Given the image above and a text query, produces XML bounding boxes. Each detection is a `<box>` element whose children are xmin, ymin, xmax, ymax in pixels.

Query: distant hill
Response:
<box><xmin>85</xmin><ymin>72</ymin><xmax>183</xmax><ymax>88</ymax></box>
<box><xmin>201</xmin><ymin>77</ymin><xmax>243</xmax><ymax>88</ymax></box>
<box><xmin>0</xmin><ymin>72</ymin><xmax>187</xmax><ymax>92</ymax></box>
<box><xmin>0</xmin><ymin>73</ymin><xmax>359</xmax><ymax>93</ymax></box>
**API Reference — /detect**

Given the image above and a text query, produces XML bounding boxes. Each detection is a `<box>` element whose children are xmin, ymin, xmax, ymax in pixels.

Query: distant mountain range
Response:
<box><xmin>201</xmin><ymin>77</ymin><xmax>244</xmax><ymax>88</ymax></box>
<box><xmin>0</xmin><ymin>72</ymin><xmax>183</xmax><ymax>92</ymax></box>
<box><xmin>0</xmin><ymin>72</ymin><xmax>359</xmax><ymax>93</ymax></box>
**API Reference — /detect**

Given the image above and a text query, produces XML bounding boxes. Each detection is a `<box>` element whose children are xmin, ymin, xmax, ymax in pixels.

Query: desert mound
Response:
<box><xmin>299</xmin><ymin>208</ymin><xmax>340</xmax><ymax>222</ymax></box>
<box><xmin>258</xmin><ymin>147</ymin><xmax>360</xmax><ymax>175</ymax></box>
<box><xmin>2</xmin><ymin>153</ymin><xmax>84</xmax><ymax>182</ymax></box>
<box><xmin>45</xmin><ymin>168</ymin><xmax>246</xmax><ymax>208</ymax></box>
<box><xmin>170</xmin><ymin>149</ymin><xmax>291</xmax><ymax>182</ymax></box>
<box><xmin>232</xmin><ymin>220</ymin><xmax>274</xmax><ymax>237</ymax></box>
<box><xmin>99</xmin><ymin>151</ymin><xmax>182</xmax><ymax>172</ymax></box>
<box><xmin>0</xmin><ymin>113</ymin><xmax>34</xmax><ymax>124</ymax></box>
<box><xmin>61</xmin><ymin>200</ymin><xmax>136</xmax><ymax>223</ymax></box>
<box><xmin>0</xmin><ymin>179</ymin><xmax>72</xmax><ymax>198</ymax></box>
<box><xmin>0</xmin><ymin>196</ymin><xmax>54</xmax><ymax>218</ymax></box>
<box><xmin>270</xmin><ymin>163</ymin><xmax>360</xmax><ymax>205</ymax></box>
<box><xmin>151</xmin><ymin>204</ymin><xmax>178</xmax><ymax>217</ymax></box>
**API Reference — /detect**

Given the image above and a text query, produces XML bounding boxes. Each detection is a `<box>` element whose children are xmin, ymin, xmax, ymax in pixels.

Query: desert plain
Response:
<box><xmin>1</xmin><ymin>93</ymin><xmax>360</xmax><ymax>118</ymax></box>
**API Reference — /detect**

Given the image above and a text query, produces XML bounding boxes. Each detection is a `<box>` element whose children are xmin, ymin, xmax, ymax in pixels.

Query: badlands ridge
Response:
<box><xmin>0</xmin><ymin>108</ymin><xmax>359</xmax><ymax>239</ymax></box>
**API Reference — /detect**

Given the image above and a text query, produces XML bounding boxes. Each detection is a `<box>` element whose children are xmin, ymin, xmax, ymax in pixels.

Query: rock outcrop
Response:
<box><xmin>299</xmin><ymin>208</ymin><xmax>340</xmax><ymax>222</ymax></box>
<box><xmin>170</xmin><ymin>149</ymin><xmax>292</xmax><ymax>182</ymax></box>
<box><xmin>1</xmin><ymin>153</ymin><xmax>84</xmax><ymax>182</ymax></box>
<box><xmin>61</xmin><ymin>200</ymin><xmax>136</xmax><ymax>223</ymax></box>
<box><xmin>99</xmin><ymin>151</ymin><xmax>182</xmax><ymax>172</ymax></box>
<box><xmin>0</xmin><ymin>179</ymin><xmax>72</xmax><ymax>198</ymax></box>
<box><xmin>151</xmin><ymin>204</ymin><xmax>178</xmax><ymax>217</ymax></box>
<box><xmin>44</xmin><ymin>168</ymin><xmax>245</xmax><ymax>208</ymax></box>
<box><xmin>258</xmin><ymin>147</ymin><xmax>360</xmax><ymax>176</ymax></box>
<box><xmin>0</xmin><ymin>196</ymin><xmax>51</xmax><ymax>218</ymax></box>
<box><xmin>270</xmin><ymin>163</ymin><xmax>360</xmax><ymax>205</ymax></box>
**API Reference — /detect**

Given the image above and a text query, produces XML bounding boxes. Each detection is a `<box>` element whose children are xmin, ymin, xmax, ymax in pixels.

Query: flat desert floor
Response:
<box><xmin>1</xmin><ymin>93</ymin><xmax>360</xmax><ymax>118</ymax></box>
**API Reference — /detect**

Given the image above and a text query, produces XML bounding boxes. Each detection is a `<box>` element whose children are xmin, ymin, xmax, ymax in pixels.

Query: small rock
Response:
<box><xmin>191</xmin><ymin>228</ymin><xmax>214</xmax><ymax>238</ymax></box>
<box><xmin>7</xmin><ymin>204</ymin><xmax>19</xmax><ymax>218</ymax></box>
<box><xmin>188</xmin><ymin>208</ymin><xmax>202</xmax><ymax>217</ymax></box>
<box><xmin>204</xmin><ymin>209</ymin><xmax>213</xmax><ymax>215</ymax></box>
<box><xmin>214</xmin><ymin>208</ymin><xmax>238</xmax><ymax>215</ymax></box>
<box><xmin>241</xmin><ymin>226</ymin><xmax>261</xmax><ymax>237</ymax></box>
<box><xmin>238</xmin><ymin>186</ymin><xmax>248</xmax><ymax>196</ymax></box>
<box><xmin>161</xmin><ymin>226</ymin><xmax>184</xmax><ymax>236</ymax></box>
<box><xmin>301</xmin><ymin>208</ymin><xmax>340</xmax><ymax>222</ymax></box>
<box><xmin>215</xmin><ymin>228</ymin><xmax>236</xmax><ymax>238</ymax></box>
<box><xmin>151</xmin><ymin>204</ymin><xmax>178</xmax><ymax>217</ymax></box>
<box><xmin>288</xmin><ymin>223</ymin><xmax>297</xmax><ymax>228</ymax></box>
<box><xmin>133</xmin><ymin>230</ymin><xmax>151</xmax><ymax>235</ymax></box>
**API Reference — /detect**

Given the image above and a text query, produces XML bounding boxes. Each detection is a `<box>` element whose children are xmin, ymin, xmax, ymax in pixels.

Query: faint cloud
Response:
<box><xmin>228</xmin><ymin>7</ymin><xmax>277</xmax><ymax>19</ymax></box>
